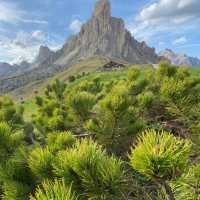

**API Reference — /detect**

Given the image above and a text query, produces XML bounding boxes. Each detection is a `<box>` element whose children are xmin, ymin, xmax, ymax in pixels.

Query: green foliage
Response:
<box><xmin>0</xmin><ymin>122</ymin><xmax>24</xmax><ymax>161</ymax></box>
<box><xmin>127</xmin><ymin>67</ymin><xmax>140</xmax><ymax>81</ymax></box>
<box><xmin>46</xmin><ymin>131</ymin><xmax>75</xmax><ymax>152</ymax></box>
<box><xmin>1</xmin><ymin>64</ymin><xmax>200</xmax><ymax>199</ymax></box>
<box><xmin>160</xmin><ymin>77</ymin><xmax>186</xmax><ymax>102</ymax></box>
<box><xmin>47</xmin><ymin>115</ymin><xmax>66</xmax><ymax>131</ymax></box>
<box><xmin>129</xmin><ymin>129</ymin><xmax>191</xmax><ymax>181</ymax></box>
<box><xmin>128</xmin><ymin>78</ymin><xmax>149</xmax><ymax>96</ymax></box>
<box><xmin>74</xmin><ymin>77</ymin><xmax>103</xmax><ymax>94</ymax></box>
<box><xmin>68</xmin><ymin>75</ymin><xmax>76</xmax><ymax>82</ymax></box>
<box><xmin>137</xmin><ymin>91</ymin><xmax>154</xmax><ymax>110</ymax></box>
<box><xmin>23</xmin><ymin>122</ymin><xmax>34</xmax><ymax>138</ymax></box>
<box><xmin>0</xmin><ymin>148</ymin><xmax>34</xmax><ymax>185</ymax></box>
<box><xmin>173</xmin><ymin>164</ymin><xmax>200</xmax><ymax>200</ymax></box>
<box><xmin>68</xmin><ymin>91</ymin><xmax>96</xmax><ymax>123</ymax></box>
<box><xmin>157</xmin><ymin>61</ymin><xmax>177</xmax><ymax>78</ymax></box>
<box><xmin>51</xmin><ymin>79</ymin><xmax>67</xmax><ymax>100</ymax></box>
<box><xmin>176</xmin><ymin>67</ymin><xmax>190</xmax><ymax>80</ymax></box>
<box><xmin>85</xmin><ymin>84</ymin><xmax>145</xmax><ymax>152</ymax></box>
<box><xmin>54</xmin><ymin>139</ymin><xmax>125</xmax><ymax>199</ymax></box>
<box><xmin>44</xmin><ymin>79</ymin><xmax>67</xmax><ymax>100</ymax></box>
<box><xmin>33</xmin><ymin>98</ymin><xmax>70</xmax><ymax>135</ymax></box>
<box><xmin>35</xmin><ymin>96</ymin><xmax>43</xmax><ymax>107</ymax></box>
<box><xmin>30</xmin><ymin>179</ymin><xmax>77</xmax><ymax>200</ymax></box>
<box><xmin>28</xmin><ymin>147</ymin><xmax>55</xmax><ymax>181</ymax></box>
<box><xmin>0</xmin><ymin>96</ymin><xmax>24</xmax><ymax>129</ymax></box>
<box><xmin>0</xmin><ymin>126</ymin><xmax>32</xmax><ymax>200</ymax></box>
<box><xmin>130</xmin><ymin>130</ymin><xmax>193</xmax><ymax>200</ymax></box>
<box><xmin>2</xmin><ymin>181</ymin><xmax>31</xmax><ymax>200</ymax></box>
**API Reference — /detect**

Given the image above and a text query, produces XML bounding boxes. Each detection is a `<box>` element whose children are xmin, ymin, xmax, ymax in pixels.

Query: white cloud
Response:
<box><xmin>32</xmin><ymin>30</ymin><xmax>46</xmax><ymax>41</ymax></box>
<box><xmin>0</xmin><ymin>1</ymin><xmax>22</xmax><ymax>24</ymax></box>
<box><xmin>0</xmin><ymin>41</ymin><xmax>39</xmax><ymax>64</ymax></box>
<box><xmin>173</xmin><ymin>36</ymin><xmax>187</xmax><ymax>45</ymax></box>
<box><xmin>12</xmin><ymin>31</ymin><xmax>46</xmax><ymax>48</ymax></box>
<box><xmin>0</xmin><ymin>31</ymin><xmax>42</xmax><ymax>63</ymax></box>
<box><xmin>128</xmin><ymin>0</ymin><xmax>200</xmax><ymax>42</ymax></box>
<box><xmin>139</xmin><ymin>0</ymin><xmax>200</xmax><ymax>25</ymax></box>
<box><xmin>0</xmin><ymin>1</ymin><xmax>48</xmax><ymax>24</ymax></box>
<box><xmin>69</xmin><ymin>19</ymin><xmax>82</xmax><ymax>33</ymax></box>
<box><xmin>0</xmin><ymin>31</ymin><xmax>61</xmax><ymax>64</ymax></box>
<box><xmin>21</xmin><ymin>19</ymin><xmax>48</xmax><ymax>25</ymax></box>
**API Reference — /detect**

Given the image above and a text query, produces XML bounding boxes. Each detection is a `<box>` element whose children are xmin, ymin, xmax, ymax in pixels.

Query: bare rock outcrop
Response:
<box><xmin>56</xmin><ymin>0</ymin><xmax>160</xmax><ymax>65</ymax></box>
<box><xmin>35</xmin><ymin>45</ymin><xmax>55</xmax><ymax>64</ymax></box>
<box><xmin>159</xmin><ymin>49</ymin><xmax>200</xmax><ymax>67</ymax></box>
<box><xmin>0</xmin><ymin>0</ymin><xmax>161</xmax><ymax>94</ymax></box>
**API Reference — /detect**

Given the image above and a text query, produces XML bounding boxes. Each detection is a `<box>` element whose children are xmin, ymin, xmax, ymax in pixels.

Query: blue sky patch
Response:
<box><xmin>0</xmin><ymin>0</ymin><xmax>199</xmax><ymax>63</ymax></box>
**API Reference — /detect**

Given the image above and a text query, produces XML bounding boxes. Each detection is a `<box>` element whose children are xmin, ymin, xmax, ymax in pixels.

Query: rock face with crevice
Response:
<box><xmin>0</xmin><ymin>0</ymin><xmax>161</xmax><ymax>94</ymax></box>
<box><xmin>34</xmin><ymin>45</ymin><xmax>55</xmax><ymax>65</ymax></box>
<box><xmin>56</xmin><ymin>0</ymin><xmax>160</xmax><ymax>65</ymax></box>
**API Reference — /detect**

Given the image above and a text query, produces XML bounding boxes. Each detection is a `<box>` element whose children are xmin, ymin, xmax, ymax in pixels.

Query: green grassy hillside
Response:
<box><xmin>22</xmin><ymin>65</ymin><xmax>200</xmax><ymax>121</ymax></box>
<box><xmin>8</xmin><ymin>56</ymin><xmax>111</xmax><ymax>100</ymax></box>
<box><xmin>1</xmin><ymin>61</ymin><xmax>200</xmax><ymax>199</ymax></box>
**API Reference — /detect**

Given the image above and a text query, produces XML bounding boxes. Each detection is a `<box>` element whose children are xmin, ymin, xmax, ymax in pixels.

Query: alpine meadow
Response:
<box><xmin>0</xmin><ymin>0</ymin><xmax>200</xmax><ymax>200</ymax></box>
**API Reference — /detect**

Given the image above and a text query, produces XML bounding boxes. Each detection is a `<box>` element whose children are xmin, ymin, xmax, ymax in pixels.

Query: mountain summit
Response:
<box><xmin>0</xmin><ymin>0</ymin><xmax>161</xmax><ymax>94</ymax></box>
<box><xmin>35</xmin><ymin>46</ymin><xmax>54</xmax><ymax>64</ymax></box>
<box><xmin>55</xmin><ymin>0</ymin><xmax>160</xmax><ymax>65</ymax></box>
<box><xmin>93</xmin><ymin>0</ymin><xmax>111</xmax><ymax>18</ymax></box>
<box><xmin>159</xmin><ymin>49</ymin><xmax>200</xmax><ymax>67</ymax></box>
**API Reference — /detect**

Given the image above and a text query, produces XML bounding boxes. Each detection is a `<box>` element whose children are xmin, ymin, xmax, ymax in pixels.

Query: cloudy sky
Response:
<box><xmin>0</xmin><ymin>0</ymin><xmax>199</xmax><ymax>63</ymax></box>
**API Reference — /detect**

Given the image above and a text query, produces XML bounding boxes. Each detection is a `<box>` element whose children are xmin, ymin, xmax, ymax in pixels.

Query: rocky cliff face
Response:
<box><xmin>35</xmin><ymin>45</ymin><xmax>55</xmax><ymax>64</ymax></box>
<box><xmin>159</xmin><ymin>49</ymin><xmax>200</xmax><ymax>67</ymax></box>
<box><xmin>56</xmin><ymin>0</ymin><xmax>160</xmax><ymax>65</ymax></box>
<box><xmin>0</xmin><ymin>0</ymin><xmax>161</xmax><ymax>94</ymax></box>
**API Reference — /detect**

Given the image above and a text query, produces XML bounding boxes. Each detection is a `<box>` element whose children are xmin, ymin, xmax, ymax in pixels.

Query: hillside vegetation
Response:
<box><xmin>0</xmin><ymin>61</ymin><xmax>200</xmax><ymax>200</ymax></box>
<box><xmin>8</xmin><ymin>56</ymin><xmax>110</xmax><ymax>100</ymax></box>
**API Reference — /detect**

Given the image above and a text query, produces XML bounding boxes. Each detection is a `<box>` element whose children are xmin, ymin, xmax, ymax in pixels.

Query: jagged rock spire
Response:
<box><xmin>36</xmin><ymin>45</ymin><xmax>53</xmax><ymax>64</ymax></box>
<box><xmin>93</xmin><ymin>0</ymin><xmax>111</xmax><ymax>18</ymax></box>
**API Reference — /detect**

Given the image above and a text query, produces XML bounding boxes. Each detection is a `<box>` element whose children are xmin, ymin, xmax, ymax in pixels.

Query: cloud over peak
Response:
<box><xmin>0</xmin><ymin>30</ymin><xmax>62</xmax><ymax>64</ymax></box>
<box><xmin>69</xmin><ymin>19</ymin><xmax>82</xmax><ymax>33</ymax></box>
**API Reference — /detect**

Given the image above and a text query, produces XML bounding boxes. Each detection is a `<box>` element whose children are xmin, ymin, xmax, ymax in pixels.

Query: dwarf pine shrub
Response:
<box><xmin>129</xmin><ymin>129</ymin><xmax>192</xmax><ymax>200</ymax></box>
<box><xmin>54</xmin><ymin>139</ymin><xmax>125</xmax><ymax>200</ymax></box>
<box><xmin>30</xmin><ymin>179</ymin><xmax>77</xmax><ymax>200</ymax></box>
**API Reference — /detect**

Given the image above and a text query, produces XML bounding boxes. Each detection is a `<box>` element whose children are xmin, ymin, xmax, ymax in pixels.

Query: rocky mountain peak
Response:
<box><xmin>0</xmin><ymin>0</ymin><xmax>162</xmax><ymax>94</ymax></box>
<box><xmin>93</xmin><ymin>0</ymin><xmax>111</xmax><ymax>18</ymax></box>
<box><xmin>159</xmin><ymin>49</ymin><xmax>200</xmax><ymax>66</ymax></box>
<box><xmin>38</xmin><ymin>45</ymin><xmax>51</xmax><ymax>56</ymax></box>
<box><xmin>36</xmin><ymin>45</ymin><xmax>54</xmax><ymax>64</ymax></box>
<box><xmin>55</xmin><ymin>0</ymin><xmax>161</xmax><ymax>66</ymax></box>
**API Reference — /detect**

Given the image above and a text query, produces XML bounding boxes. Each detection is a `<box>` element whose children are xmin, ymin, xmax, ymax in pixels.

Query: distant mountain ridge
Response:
<box><xmin>159</xmin><ymin>49</ymin><xmax>200</xmax><ymax>67</ymax></box>
<box><xmin>0</xmin><ymin>45</ymin><xmax>55</xmax><ymax>78</ymax></box>
<box><xmin>0</xmin><ymin>61</ymin><xmax>31</xmax><ymax>78</ymax></box>
<box><xmin>0</xmin><ymin>0</ymin><xmax>162</xmax><ymax>94</ymax></box>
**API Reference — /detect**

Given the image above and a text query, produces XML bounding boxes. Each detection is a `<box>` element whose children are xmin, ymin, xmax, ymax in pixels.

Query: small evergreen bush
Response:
<box><xmin>54</xmin><ymin>139</ymin><xmax>125</xmax><ymax>199</ymax></box>
<box><xmin>130</xmin><ymin>129</ymin><xmax>192</xmax><ymax>200</ymax></box>
<box><xmin>28</xmin><ymin>147</ymin><xmax>55</xmax><ymax>181</ymax></box>
<box><xmin>46</xmin><ymin>131</ymin><xmax>75</xmax><ymax>152</ymax></box>
<box><xmin>30</xmin><ymin>179</ymin><xmax>77</xmax><ymax>200</ymax></box>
